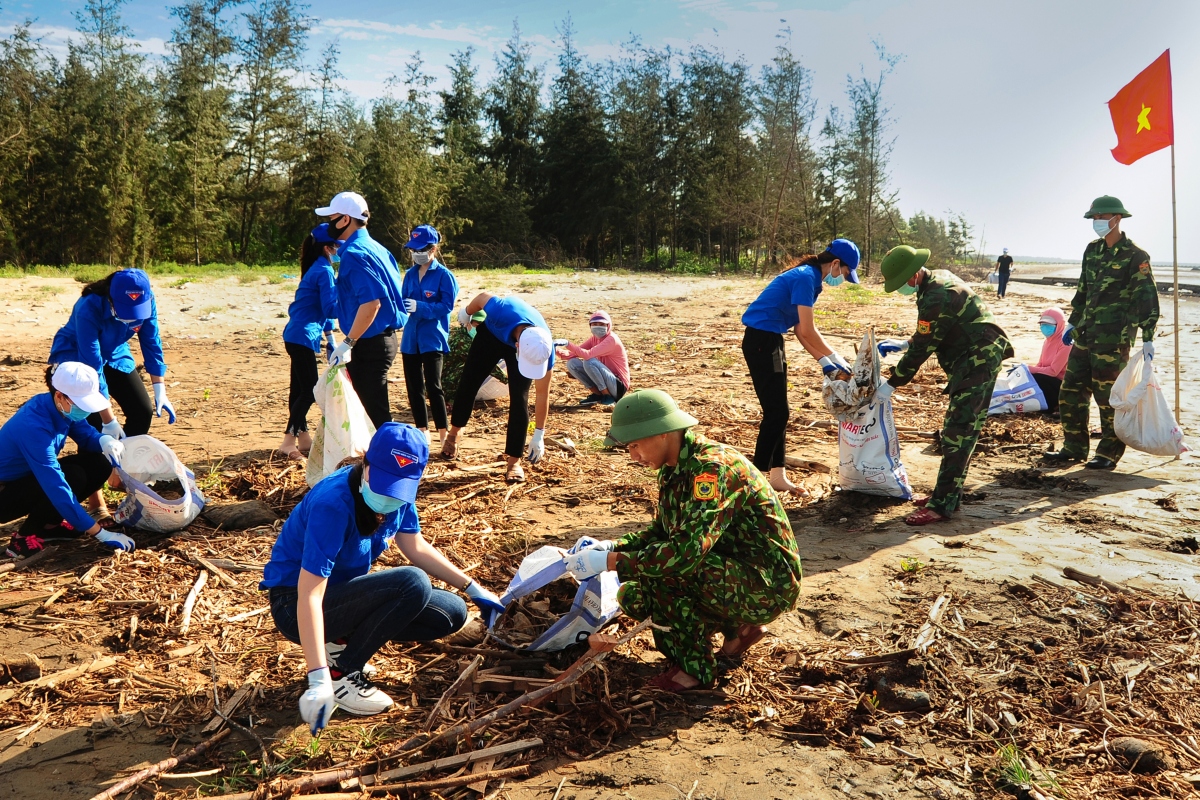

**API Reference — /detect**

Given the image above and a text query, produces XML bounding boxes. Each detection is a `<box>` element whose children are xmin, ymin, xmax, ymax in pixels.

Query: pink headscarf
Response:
<box><xmin>1030</xmin><ymin>307</ymin><xmax>1071</xmax><ymax>381</ymax></box>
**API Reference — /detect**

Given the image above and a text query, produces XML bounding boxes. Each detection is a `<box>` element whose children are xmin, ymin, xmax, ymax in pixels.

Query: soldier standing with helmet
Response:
<box><xmin>1043</xmin><ymin>196</ymin><xmax>1158</xmax><ymax>470</ymax></box>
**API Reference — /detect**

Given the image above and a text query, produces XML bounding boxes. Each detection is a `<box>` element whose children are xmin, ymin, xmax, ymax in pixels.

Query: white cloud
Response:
<box><xmin>321</xmin><ymin>18</ymin><xmax>495</xmax><ymax>48</ymax></box>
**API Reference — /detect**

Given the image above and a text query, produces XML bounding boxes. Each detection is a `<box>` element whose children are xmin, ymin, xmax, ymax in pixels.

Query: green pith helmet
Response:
<box><xmin>881</xmin><ymin>245</ymin><xmax>931</xmax><ymax>293</ymax></box>
<box><xmin>1084</xmin><ymin>195</ymin><xmax>1131</xmax><ymax>219</ymax></box>
<box><xmin>606</xmin><ymin>389</ymin><xmax>698</xmax><ymax>445</ymax></box>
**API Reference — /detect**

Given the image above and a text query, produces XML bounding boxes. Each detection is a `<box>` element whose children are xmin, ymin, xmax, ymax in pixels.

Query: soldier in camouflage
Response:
<box><xmin>877</xmin><ymin>246</ymin><xmax>1013</xmax><ymax>526</ymax></box>
<box><xmin>1044</xmin><ymin>196</ymin><xmax>1158</xmax><ymax>470</ymax></box>
<box><xmin>561</xmin><ymin>389</ymin><xmax>802</xmax><ymax>691</ymax></box>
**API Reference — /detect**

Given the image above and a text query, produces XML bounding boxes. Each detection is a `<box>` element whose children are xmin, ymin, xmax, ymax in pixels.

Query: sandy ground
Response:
<box><xmin>1</xmin><ymin>268</ymin><xmax>1199</xmax><ymax>799</ymax></box>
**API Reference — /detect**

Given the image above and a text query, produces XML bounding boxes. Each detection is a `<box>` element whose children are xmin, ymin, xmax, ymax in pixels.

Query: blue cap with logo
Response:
<box><xmin>405</xmin><ymin>224</ymin><xmax>440</xmax><ymax>251</ymax></box>
<box><xmin>366</xmin><ymin>422</ymin><xmax>429</xmax><ymax>503</ymax></box>
<box><xmin>109</xmin><ymin>269</ymin><xmax>154</xmax><ymax>320</ymax></box>
<box><xmin>311</xmin><ymin>223</ymin><xmax>343</xmax><ymax>245</ymax></box>
<box><xmin>827</xmin><ymin>239</ymin><xmax>861</xmax><ymax>284</ymax></box>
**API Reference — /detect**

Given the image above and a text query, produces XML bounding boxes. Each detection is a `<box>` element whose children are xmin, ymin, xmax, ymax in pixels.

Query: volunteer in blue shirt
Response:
<box><xmin>399</xmin><ymin>224</ymin><xmax>458</xmax><ymax>449</ymax></box>
<box><xmin>49</xmin><ymin>268</ymin><xmax>177</xmax><ymax>440</ymax></box>
<box><xmin>443</xmin><ymin>293</ymin><xmax>555</xmax><ymax>485</ymax></box>
<box><xmin>317</xmin><ymin>192</ymin><xmax>407</xmax><ymax>429</ymax></box>
<box><xmin>741</xmin><ymin>239</ymin><xmax>861</xmax><ymax>497</ymax></box>
<box><xmin>279</xmin><ymin>224</ymin><xmax>342</xmax><ymax>460</ymax></box>
<box><xmin>1</xmin><ymin>363</ymin><xmax>135</xmax><ymax>558</ymax></box>
<box><xmin>260</xmin><ymin>422</ymin><xmax>505</xmax><ymax>732</ymax></box>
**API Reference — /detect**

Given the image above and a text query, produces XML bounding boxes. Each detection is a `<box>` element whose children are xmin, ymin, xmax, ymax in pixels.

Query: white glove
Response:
<box><xmin>526</xmin><ymin>428</ymin><xmax>545</xmax><ymax>464</ymax></box>
<box><xmin>562</xmin><ymin>548</ymin><xmax>611</xmax><ymax>581</ymax></box>
<box><xmin>875</xmin><ymin>381</ymin><xmax>896</xmax><ymax>401</ymax></box>
<box><xmin>457</xmin><ymin>307</ymin><xmax>470</xmax><ymax>327</ymax></box>
<box><xmin>404</xmin><ymin>298</ymin><xmax>417</xmax><ymax>314</ymax></box>
<box><xmin>96</xmin><ymin>529</ymin><xmax>135</xmax><ymax>552</ymax></box>
<box><xmin>101</xmin><ymin>419</ymin><xmax>125</xmax><ymax>440</ymax></box>
<box><xmin>328</xmin><ymin>340</ymin><xmax>352</xmax><ymax>366</ymax></box>
<box><xmin>98</xmin><ymin>434</ymin><xmax>124</xmax><ymax>466</ymax></box>
<box><xmin>571</xmin><ymin>536</ymin><xmax>614</xmax><ymax>554</ymax></box>
<box><xmin>818</xmin><ymin>353</ymin><xmax>852</xmax><ymax>377</ymax></box>
<box><xmin>877</xmin><ymin>338</ymin><xmax>910</xmax><ymax>357</ymax></box>
<box><xmin>152</xmin><ymin>383</ymin><xmax>176</xmax><ymax>424</ymax></box>
<box><xmin>299</xmin><ymin>666</ymin><xmax>336</xmax><ymax>735</ymax></box>
<box><xmin>1144</xmin><ymin>341</ymin><xmax>1155</xmax><ymax>360</ymax></box>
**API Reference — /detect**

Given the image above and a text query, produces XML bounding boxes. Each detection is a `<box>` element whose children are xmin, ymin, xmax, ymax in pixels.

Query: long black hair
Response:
<box><xmin>80</xmin><ymin>271</ymin><xmax>121</xmax><ymax>299</ymax></box>
<box><xmin>790</xmin><ymin>250</ymin><xmax>839</xmax><ymax>270</ymax></box>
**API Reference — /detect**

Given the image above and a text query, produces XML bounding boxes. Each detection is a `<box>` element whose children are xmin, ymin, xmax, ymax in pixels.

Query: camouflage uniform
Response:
<box><xmin>1059</xmin><ymin>235</ymin><xmax>1158</xmax><ymax>462</ymax></box>
<box><xmin>888</xmin><ymin>270</ymin><xmax>1013</xmax><ymax>517</ymax></box>
<box><xmin>613</xmin><ymin>430</ymin><xmax>802</xmax><ymax>685</ymax></box>
<box><xmin>441</xmin><ymin>327</ymin><xmax>506</xmax><ymax>409</ymax></box>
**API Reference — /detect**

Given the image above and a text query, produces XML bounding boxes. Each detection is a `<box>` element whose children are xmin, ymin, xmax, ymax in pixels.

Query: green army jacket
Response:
<box><xmin>1068</xmin><ymin>234</ymin><xmax>1159</xmax><ymax>346</ymax></box>
<box><xmin>890</xmin><ymin>270</ymin><xmax>1013</xmax><ymax>395</ymax></box>
<box><xmin>614</xmin><ymin>430</ymin><xmax>801</xmax><ymax>586</ymax></box>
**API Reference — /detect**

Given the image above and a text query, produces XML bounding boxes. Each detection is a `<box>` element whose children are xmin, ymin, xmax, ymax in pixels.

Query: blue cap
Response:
<box><xmin>109</xmin><ymin>269</ymin><xmax>154</xmax><ymax>320</ymax></box>
<box><xmin>311</xmin><ymin>223</ymin><xmax>343</xmax><ymax>245</ymax></box>
<box><xmin>827</xmin><ymin>239</ymin><xmax>860</xmax><ymax>283</ymax></box>
<box><xmin>366</xmin><ymin>422</ymin><xmax>428</xmax><ymax>502</ymax></box>
<box><xmin>405</xmin><ymin>224</ymin><xmax>440</xmax><ymax>250</ymax></box>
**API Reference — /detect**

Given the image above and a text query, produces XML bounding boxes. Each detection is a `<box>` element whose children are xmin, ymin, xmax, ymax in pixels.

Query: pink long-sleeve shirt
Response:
<box><xmin>563</xmin><ymin>331</ymin><xmax>630</xmax><ymax>389</ymax></box>
<box><xmin>1029</xmin><ymin>307</ymin><xmax>1072</xmax><ymax>381</ymax></box>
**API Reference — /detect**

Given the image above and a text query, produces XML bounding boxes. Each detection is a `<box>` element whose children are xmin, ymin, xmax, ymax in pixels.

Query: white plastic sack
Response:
<box><xmin>823</xmin><ymin>329</ymin><xmax>879</xmax><ymax>417</ymax></box>
<box><xmin>1111</xmin><ymin>353</ymin><xmax>1189</xmax><ymax>456</ymax></box>
<box><xmin>112</xmin><ymin>435</ymin><xmax>206</xmax><ymax>532</ymax></box>
<box><xmin>476</xmin><ymin>375</ymin><xmax>508</xmax><ymax>401</ymax></box>
<box><xmin>988</xmin><ymin>364</ymin><xmax>1047</xmax><ymax>415</ymax></box>
<box><xmin>307</xmin><ymin>364</ymin><xmax>376</xmax><ymax>487</ymax></box>
<box><xmin>838</xmin><ymin>397</ymin><xmax>914</xmax><ymax>499</ymax></box>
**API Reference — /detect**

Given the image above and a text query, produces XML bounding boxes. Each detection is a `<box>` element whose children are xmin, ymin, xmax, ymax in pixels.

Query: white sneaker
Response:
<box><xmin>325</xmin><ymin>641</ymin><xmax>378</xmax><ymax>678</ymax></box>
<box><xmin>333</xmin><ymin>671</ymin><xmax>393</xmax><ymax>716</ymax></box>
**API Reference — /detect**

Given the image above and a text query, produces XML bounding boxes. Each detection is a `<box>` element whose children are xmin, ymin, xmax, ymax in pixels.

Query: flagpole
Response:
<box><xmin>1171</xmin><ymin>142</ymin><xmax>1179</xmax><ymax>421</ymax></box>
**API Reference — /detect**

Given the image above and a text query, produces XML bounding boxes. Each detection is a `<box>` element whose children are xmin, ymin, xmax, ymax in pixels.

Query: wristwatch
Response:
<box><xmin>343</xmin><ymin>336</ymin><xmax>357</xmax><ymax>348</ymax></box>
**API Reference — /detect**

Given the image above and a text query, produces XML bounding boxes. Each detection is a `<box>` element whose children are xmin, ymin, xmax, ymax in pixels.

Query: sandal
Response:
<box><xmin>904</xmin><ymin>507</ymin><xmax>948</xmax><ymax>526</ymax></box>
<box><xmin>646</xmin><ymin>665</ymin><xmax>707</xmax><ymax>693</ymax></box>
<box><xmin>441</xmin><ymin>435</ymin><xmax>459</xmax><ymax>460</ymax></box>
<box><xmin>911</xmin><ymin>494</ymin><xmax>930</xmax><ymax>508</ymax></box>
<box><xmin>506</xmin><ymin>462</ymin><xmax>526</xmax><ymax>484</ymax></box>
<box><xmin>718</xmin><ymin>624</ymin><xmax>768</xmax><ymax>658</ymax></box>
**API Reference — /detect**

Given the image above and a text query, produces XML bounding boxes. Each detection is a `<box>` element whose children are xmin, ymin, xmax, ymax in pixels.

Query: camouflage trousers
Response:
<box><xmin>928</xmin><ymin>340</ymin><xmax>1007</xmax><ymax>517</ymax></box>
<box><xmin>617</xmin><ymin>553</ymin><xmax>801</xmax><ymax>686</ymax></box>
<box><xmin>1059</xmin><ymin>339</ymin><xmax>1130</xmax><ymax>462</ymax></box>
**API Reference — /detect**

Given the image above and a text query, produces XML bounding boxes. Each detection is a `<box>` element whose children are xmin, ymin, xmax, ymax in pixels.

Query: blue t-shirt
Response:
<box><xmin>335</xmin><ymin>229</ymin><xmax>407</xmax><ymax>339</ymax></box>
<box><xmin>0</xmin><ymin>392</ymin><xmax>105</xmax><ymax>533</ymax></box>
<box><xmin>482</xmin><ymin>296</ymin><xmax>556</xmax><ymax>371</ymax></box>
<box><xmin>49</xmin><ymin>292</ymin><xmax>167</xmax><ymax>397</ymax></box>
<box><xmin>259</xmin><ymin>466</ymin><xmax>420</xmax><ymax>589</ymax></box>
<box><xmin>741</xmin><ymin>265</ymin><xmax>823</xmax><ymax>334</ymax></box>
<box><xmin>283</xmin><ymin>257</ymin><xmax>338</xmax><ymax>351</ymax></box>
<box><xmin>400</xmin><ymin>260</ymin><xmax>459</xmax><ymax>355</ymax></box>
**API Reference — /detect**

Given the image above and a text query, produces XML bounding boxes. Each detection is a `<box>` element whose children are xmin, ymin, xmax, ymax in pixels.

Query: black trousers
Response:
<box><xmin>742</xmin><ymin>326</ymin><xmax>789</xmax><ymax>472</ymax></box>
<box><xmin>86</xmin><ymin>366</ymin><xmax>153</xmax><ymax>436</ymax></box>
<box><xmin>450</xmin><ymin>323</ymin><xmax>532</xmax><ymax>459</ymax></box>
<box><xmin>402</xmin><ymin>351</ymin><xmax>448</xmax><ymax>430</ymax></box>
<box><xmin>346</xmin><ymin>331</ymin><xmax>398</xmax><ymax>430</ymax></box>
<box><xmin>1033</xmin><ymin>371</ymin><xmax>1062</xmax><ymax>413</ymax></box>
<box><xmin>0</xmin><ymin>452</ymin><xmax>112</xmax><ymax>535</ymax></box>
<box><xmin>285</xmin><ymin>342</ymin><xmax>320</xmax><ymax>434</ymax></box>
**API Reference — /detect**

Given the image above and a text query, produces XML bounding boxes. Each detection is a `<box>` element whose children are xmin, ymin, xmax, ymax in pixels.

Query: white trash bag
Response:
<box><xmin>307</xmin><ymin>364</ymin><xmax>376</xmax><ymax>487</ymax></box>
<box><xmin>491</xmin><ymin>539</ymin><xmax>622</xmax><ymax>651</ymax></box>
<box><xmin>112</xmin><ymin>435</ymin><xmax>206</xmax><ymax>533</ymax></box>
<box><xmin>823</xmin><ymin>329</ymin><xmax>879</xmax><ymax>417</ymax></box>
<box><xmin>1110</xmin><ymin>353</ymin><xmax>1188</xmax><ymax>456</ymax></box>
<box><xmin>988</xmin><ymin>364</ymin><xmax>1047</xmax><ymax>415</ymax></box>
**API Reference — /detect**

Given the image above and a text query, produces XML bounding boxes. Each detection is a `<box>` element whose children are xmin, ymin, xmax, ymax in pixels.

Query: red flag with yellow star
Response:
<box><xmin>1107</xmin><ymin>50</ymin><xmax>1173</xmax><ymax>165</ymax></box>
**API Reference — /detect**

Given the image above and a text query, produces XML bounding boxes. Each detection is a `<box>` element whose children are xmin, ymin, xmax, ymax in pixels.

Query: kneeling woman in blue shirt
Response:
<box><xmin>0</xmin><ymin>363</ymin><xmax>134</xmax><ymax>558</ymax></box>
<box><xmin>261</xmin><ymin>422</ymin><xmax>505</xmax><ymax>732</ymax></box>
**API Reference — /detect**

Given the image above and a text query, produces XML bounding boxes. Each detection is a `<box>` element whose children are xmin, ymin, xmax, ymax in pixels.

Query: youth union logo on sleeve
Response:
<box><xmin>692</xmin><ymin>472</ymin><xmax>718</xmax><ymax>501</ymax></box>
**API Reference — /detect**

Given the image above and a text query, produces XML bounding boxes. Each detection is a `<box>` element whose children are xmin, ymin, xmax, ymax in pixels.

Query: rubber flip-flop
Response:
<box><xmin>905</xmin><ymin>507</ymin><xmax>948</xmax><ymax>526</ymax></box>
<box><xmin>646</xmin><ymin>666</ymin><xmax>709</xmax><ymax>693</ymax></box>
<box><xmin>718</xmin><ymin>624</ymin><xmax>768</xmax><ymax>658</ymax></box>
<box><xmin>506</xmin><ymin>463</ymin><xmax>526</xmax><ymax>484</ymax></box>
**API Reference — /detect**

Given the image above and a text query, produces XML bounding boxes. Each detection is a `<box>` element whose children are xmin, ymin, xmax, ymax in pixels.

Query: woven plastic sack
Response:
<box><xmin>824</xmin><ymin>329</ymin><xmax>880</xmax><ymax>418</ymax></box>
<box><xmin>988</xmin><ymin>364</ymin><xmax>1047</xmax><ymax>415</ymax></box>
<box><xmin>307</xmin><ymin>364</ymin><xmax>376</xmax><ymax>487</ymax></box>
<box><xmin>1111</xmin><ymin>353</ymin><xmax>1188</xmax><ymax>456</ymax></box>
<box><xmin>112</xmin><ymin>435</ymin><xmax>206</xmax><ymax>532</ymax></box>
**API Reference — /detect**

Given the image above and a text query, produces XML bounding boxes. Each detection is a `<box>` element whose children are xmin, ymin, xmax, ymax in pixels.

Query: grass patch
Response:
<box><xmin>517</xmin><ymin>278</ymin><xmax>547</xmax><ymax>289</ymax></box>
<box><xmin>199</xmin><ymin>305</ymin><xmax>224</xmax><ymax>315</ymax></box>
<box><xmin>710</xmin><ymin>349</ymin><xmax>735</xmax><ymax>368</ymax></box>
<box><xmin>0</xmin><ymin>262</ymin><xmax>295</xmax><ymax>284</ymax></box>
<box><xmin>838</xmin><ymin>283</ymin><xmax>874</xmax><ymax>305</ymax></box>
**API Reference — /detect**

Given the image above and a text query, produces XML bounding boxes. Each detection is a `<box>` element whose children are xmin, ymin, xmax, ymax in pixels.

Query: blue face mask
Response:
<box><xmin>361</xmin><ymin>481</ymin><xmax>404</xmax><ymax>515</ymax></box>
<box><xmin>330</xmin><ymin>253</ymin><xmax>341</xmax><ymax>268</ymax></box>
<box><xmin>63</xmin><ymin>401</ymin><xmax>90</xmax><ymax>422</ymax></box>
<box><xmin>824</xmin><ymin>273</ymin><xmax>845</xmax><ymax>287</ymax></box>
<box><xmin>1040</xmin><ymin>323</ymin><xmax>1057</xmax><ymax>338</ymax></box>
<box><xmin>1092</xmin><ymin>218</ymin><xmax>1113</xmax><ymax>238</ymax></box>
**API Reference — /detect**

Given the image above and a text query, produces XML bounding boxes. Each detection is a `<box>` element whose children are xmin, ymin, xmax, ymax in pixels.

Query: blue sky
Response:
<box><xmin>9</xmin><ymin>0</ymin><xmax>1200</xmax><ymax>263</ymax></box>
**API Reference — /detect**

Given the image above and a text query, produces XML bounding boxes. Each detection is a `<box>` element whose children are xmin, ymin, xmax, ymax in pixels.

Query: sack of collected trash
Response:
<box><xmin>832</xmin><ymin>329</ymin><xmax>913</xmax><ymax>498</ymax></box>
<box><xmin>1111</xmin><ymin>353</ymin><xmax>1188</xmax><ymax>456</ymax></box>
<box><xmin>112</xmin><ymin>435</ymin><xmax>206</xmax><ymax>533</ymax></box>
<box><xmin>988</xmin><ymin>364</ymin><xmax>1048</xmax><ymax>415</ymax></box>
<box><xmin>307</xmin><ymin>364</ymin><xmax>376</xmax><ymax>487</ymax></box>
<box><xmin>490</xmin><ymin>538</ymin><xmax>622</xmax><ymax>651</ymax></box>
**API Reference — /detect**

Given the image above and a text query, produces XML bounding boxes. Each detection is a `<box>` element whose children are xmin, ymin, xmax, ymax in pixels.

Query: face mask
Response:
<box><xmin>897</xmin><ymin>282</ymin><xmax>917</xmax><ymax>296</ymax></box>
<box><xmin>467</xmin><ymin>324</ymin><xmax>477</xmax><ymax>339</ymax></box>
<box><xmin>412</xmin><ymin>250</ymin><xmax>433</xmax><ymax>266</ymax></box>
<box><xmin>62</xmin><ymin>401</ymin><xmax>90</xmax><ymax>422</ymax></box>
<box><xmin>1040</xmin><ymin>323</ymin><xmax>1057</xmax><ymax>338</ymax></box>
<box><xmin>824</xmin><ymin>273</ymin><xmax>844</xmax><ymax>287</ymax></box>
<box><xmin>330</xmin><ymin>253</ymin><xmax>341</xmax><ymax>268</ymax></box>
<box><xmin>590</xmin><ymin>325</ymin><xmax>608</xmax><ymax>338</ymax></box>
<box><xmin>361</xmin><ymin>481</ymin><xmax>404</xmax><ymax>515</ymax></box>
<box><xmin>1092</xmin><ymin>218</ymin><xmax>1112</xmax><ymax>237</ymax></box>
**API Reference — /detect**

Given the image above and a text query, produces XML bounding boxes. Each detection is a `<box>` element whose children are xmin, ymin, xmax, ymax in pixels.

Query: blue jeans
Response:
<box><xmin>997</xmin><ymin>272</ymin><xmax>1009</xmax><ymax>298</ymax></box>
<box><xmin>565</xmin><ymin>358</ymin><xmax>622</xmax><ymax>397</ymax></box>
<box><xmin>269</xmin><ymin>567</ymin><xmax>467</xmax><ymax>673</ymax></box>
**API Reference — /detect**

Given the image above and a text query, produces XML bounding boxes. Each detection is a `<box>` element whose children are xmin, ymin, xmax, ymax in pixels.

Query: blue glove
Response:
<box><xmin>299</xmin><ymin>667</ymin><xmax>336</xmax><ymax>735</ymax></box>
<box><xmin>570</xmin><ymin>536</ymin><xmax>614</xmax><ymax>554</ymax></box>
<box><xmin>96</xmin><ymin>529</ymin><xmax>135</xmax><ymax>552</ymax></box>
<box><xmin>877</xmin><ymin>338</ymin><xmax>910</xmax><ymax>357</ymax></box>
<box><xmin>152</xmin><ymin>383</ymin><xmax>176</xmax><ymax>424</ymax></box>
<box><xmin>818</xmin><ymin>353</ymin><xmax>852</xmax><ymax>377</ymax></box>
<box><xmin>464</xmin><ymin>580</ymin><xmax>506</xmax><ymax>627</ymax></box>
<box><xmin>1061</xmin><ymin>325</ymin><xmax>1075</xmax><ymax>346</ymax></box>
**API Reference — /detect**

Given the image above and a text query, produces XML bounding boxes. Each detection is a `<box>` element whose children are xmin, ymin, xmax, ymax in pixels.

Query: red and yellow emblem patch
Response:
<box><xmin>1139</xmin><ymin>261</ymin><xmax>1151</xmax><ymax>274</ymax></box>
<box><xmin>693</xmin><ymin>472</ymin><xmax>718</xmax><ymax>501</ymax></box>
<box><xmin>916</xmin><ymin>320</ymin><xmax>932</xmax><ymax>335</ymax></box>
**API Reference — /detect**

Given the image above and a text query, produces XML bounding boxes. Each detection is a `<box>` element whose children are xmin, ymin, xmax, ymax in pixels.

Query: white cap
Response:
<box><xmin>516</xmin><ymin>326</ymin><xmax>553</xmax><ymax>380</ymax></box>
<box><xmin>51</xmin><ymin>362</ymin><xmax>109</xmax><ymax>414</ymax></box>
<box><xmin>315</xmin><ymin>191</ymin><xmax>369</xmax><ymax>221</ymax></box>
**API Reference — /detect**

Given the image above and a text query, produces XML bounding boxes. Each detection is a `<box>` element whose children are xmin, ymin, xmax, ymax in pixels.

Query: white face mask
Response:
<box><xmin>590</xmin><ymin>325</ymin><xmax>608</xmax><ymax>338</ymax></box>
<box><xmin>412</xmin><ymin>249</ymin><xmax>433</xmax><ymax>266</ymax></box>
<box><xmin>1092</xmin><ymin>218</ymin><xmax>1113</xmax><ymax>237</ymax></box>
